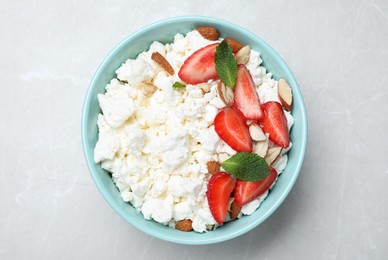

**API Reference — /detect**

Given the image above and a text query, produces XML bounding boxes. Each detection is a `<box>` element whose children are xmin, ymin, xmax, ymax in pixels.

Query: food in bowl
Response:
<box><xmin>93</xmin><ymin>26</ymin><xmax>294</xmax><ymax>233</ymax></box>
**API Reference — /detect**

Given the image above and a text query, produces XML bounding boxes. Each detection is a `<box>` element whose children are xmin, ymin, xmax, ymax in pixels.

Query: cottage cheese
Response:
<box><xmin>94</xmin><ymin>30</ymin><xmax>294</xmax><ymax>232</ymax></box>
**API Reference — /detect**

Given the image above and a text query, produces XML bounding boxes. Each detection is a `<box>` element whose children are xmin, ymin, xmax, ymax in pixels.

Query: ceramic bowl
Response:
<box><xmin>82</xmin><ymin>16</ymin><xmax>307</xmax><ymax>245</ymax></box>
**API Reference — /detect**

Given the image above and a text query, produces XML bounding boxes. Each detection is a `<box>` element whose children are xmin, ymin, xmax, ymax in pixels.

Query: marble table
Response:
<box><xmin>1</xmin><ymin>0</ymin><xmax>387</xmax><ymax>259</ymax></box>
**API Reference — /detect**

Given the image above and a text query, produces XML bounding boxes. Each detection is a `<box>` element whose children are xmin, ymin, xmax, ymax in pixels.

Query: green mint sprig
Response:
<box><xmin>222</xmin><ymin>152</ymin><xmax>270</xmax><ymax>182</ymax></box>
<box><xmin>172</xmin><ymin>82</ymin><xmax>186</xmax><ymax>89</ymax></box>
<box><xmin>215</xmin><ymin>40</ymin><xmax>238</xmax><ymax>89</ymax></box>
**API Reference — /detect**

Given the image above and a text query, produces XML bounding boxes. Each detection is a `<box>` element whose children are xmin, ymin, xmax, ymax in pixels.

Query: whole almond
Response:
<box><xmin>278</xmin><ymin>78</ymin><xmax>293</xmax><ymax>111</ymax></box>
<box><xmin>175</xmin><ymin>219</ymin><xmax>193</xmax><ymax>232</ymax></box>
<box><xmin>265</xmin><ymin>146</ymin><xmax>282</xmax><ymax>165</ymax></box>
<box><xmin>229</xmin><ymin>201</ymin><xmax>242</xmax><ymax>220</ymax></box>
<box><xmin>224</xmin><ymin>38</ymin><xmax>244</xmax><ymax>53</ymax></box>
<box><xmin>206</xmin><ymin>161</ymin><xmax>220</xmax><ymax>174</ymax></box>
<box><xmin>217</xmin><ymin>81</ymin><xmax>234</xmax><ymax>106</ymax></box>
<box><xmin>235</xmin><ymin>45</ymin><xmax>251</xmax><ymax>65</ymax></box>
<box><xmin>196</xmin><ymin>26</ymin><xmax>220</xmax><ymax>41</ymax></box>
<box><xmin>151</xmin><ymin>52</ymin><xmax>175</xmax><ymax>75</ymax></box>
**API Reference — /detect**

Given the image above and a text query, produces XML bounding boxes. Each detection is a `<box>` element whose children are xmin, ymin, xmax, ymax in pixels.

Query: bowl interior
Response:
<box><xmin>82</xmin><ymin>16</ymin><xmax>307</xmax><ymax>245</ymax></box>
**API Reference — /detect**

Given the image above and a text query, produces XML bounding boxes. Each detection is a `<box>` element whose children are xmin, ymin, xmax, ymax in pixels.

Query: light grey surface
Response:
<box><xmin>1</xmin><ymin>0</ymin><xmax>387</xmax><ymax>259</ymax></box>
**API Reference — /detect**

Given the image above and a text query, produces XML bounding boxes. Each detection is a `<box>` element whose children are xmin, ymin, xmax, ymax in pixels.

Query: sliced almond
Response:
<box><xmin>249</xmin><ymin>122</ymin><xmax>266</xmax><ymax>141</ymax></box>
<box><xmin>224</xmin><ymin>38</ymin><xmax>244</xmax><ymax>53</ymax></box>
<box><xmin>217</xmin><ymin>153</ymin><xmax>230</xmax><ymax>163</ymax></box>
<box><xmin>265</xmin><ymin>146</ymin><xmax>282</xmax><ymax>165</ymax></box>
<box><xmin>198</xmin><ymin>83</ymin><xmax>211</xmax><ymax>94</ymax></box>
<box><xmin>206</xmin><ymin>224</ymin><xmax>215</xmax><ymax>231</ymax></box>
<box><xmin>229</xmin><ymin>201</ymin><xmax>241</xmax><ymax>221</ymax></box>
<box><xmin>278</xmin><ymin>78</ymin><xmax>293</xmax><ymax>111</ymax></box>
<box><xmin>253</xmin><ymin>138</ymin><xmax>269</xmax><ymax>158</ymax></box>
<box><xmin>235</xmin><ymin>45</ymin><xmax>250</xmax><ymax>65</ymax></box>
<box><xmin>196</xmin><ymin>26</ymin><xmax>220</xmax><ymax>41</ymax></box>
<box><xmin>206</xmin><ymin>161</ymin><xmax>220</xmax><ymax>174</ymax></box>
<box><xmin>151</xmin><ymin>52</ymin><xmax>175</xmax><ymax>75</ymax></box>
<box><xmin>175</xmin><ymin>219</ymin><xmax>193</xmax><ymax>232</ymax></box>
<box><xmin>139</xmin><ymin>82</ymin><xmax>157</xmax><ymax>96</ymax></box>
<box><xmin>217</xmin><ymin>81</ymin><xmax>234</xmax><ymax>106</ymax></box>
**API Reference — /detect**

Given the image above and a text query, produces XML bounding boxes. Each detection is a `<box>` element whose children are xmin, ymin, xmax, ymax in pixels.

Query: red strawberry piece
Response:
<box><xmin>234</xmin><ymin>167</ymin><xmax>278</xmax><ymax>207</ymax></box>
<box><xmin>234</xmin><ymin>64</ymin><xmax>263</xmax><ymax>120</ymax></box>
<box><xmin>207</xmin><ymin>172</ymin><xmax>235</xmax><ymax>225</ymax></box>
<box><xmin>214</xmin><ymin>107</ymin><xmax>252</xmax><ymax>152</ymax></box>
<box><xmin>178</xmin><ymin>43</ymin><xmax>219</xmax><ymax>84</ymax></box>
<box><xmin>260</xmin><ymin>101</ymin><xmax>290</xmax><ymax>148</ymax></box>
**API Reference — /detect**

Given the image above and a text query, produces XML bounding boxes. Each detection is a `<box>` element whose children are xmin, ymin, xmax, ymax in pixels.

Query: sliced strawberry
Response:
<box><xmin>234</xmin><ymin>64</ymin><xmax>263</xmax><ymax>120</ymax></box>
<box><xmin>234</xmin><ymin>167</ymin><xmax>278</xmax><ymax>206</ymax></box>
<box><xmin>207</xmin><ymin>172</ymin><xmax>235</xmax><ymax>224</ymax></box>
<box><xmin>260</xmin><ymin>101</ymin><xmax>290</xmax><ymax>148</ymax></box>
<box><xmin>178</xmin><ymin>43</ymin><xmax>219</xmax><ymax>84</ymax></box>
<box><xmin>214</xmin><ymin>107</ymin><xmax>252</xmax><ymax>152</ymax></box>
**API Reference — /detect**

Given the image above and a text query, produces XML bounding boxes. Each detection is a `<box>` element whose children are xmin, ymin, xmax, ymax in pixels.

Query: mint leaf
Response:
<box><xmin>173</xmin><ymin>82</ymin><xmax>186</xmax><ymax>89</ymax></box>
<box><xmin>215</xmin><ymin>40</ymin><xmax>238</xmax><ymax>88</ymax></box>
<box><xmin>222</xmin><ymin>152</ymin><xmax>270</xmax><ymax>182</ymax></box>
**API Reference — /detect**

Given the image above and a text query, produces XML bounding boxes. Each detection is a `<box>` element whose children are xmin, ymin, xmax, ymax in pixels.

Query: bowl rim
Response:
<box><xmin>82</xmin><ymin>15</ymin><xmax>308</xmax><ymax>245</ymax></box>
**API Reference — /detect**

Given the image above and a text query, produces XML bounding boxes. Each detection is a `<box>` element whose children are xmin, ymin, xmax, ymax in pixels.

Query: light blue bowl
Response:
<box><xmin>82</xmin><ymin>16</ymin><xmax>307</xmax><ymax>245</ymax></box>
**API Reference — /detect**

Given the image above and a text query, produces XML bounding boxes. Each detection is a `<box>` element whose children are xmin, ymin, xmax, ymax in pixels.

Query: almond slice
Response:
<box><xmin>217</xmin><ymin>153</ymin><xmax>230</xmax><ymax>163</ymax></box>
<box><xmin>235</xmin><ymin>45</ymin><xmax>250</xmax><ymax>65</ymax></box>
<box><xmin>198</xmin><ymin>83</ymin><xmax>211</xmax><ymax>93</ymax></box>
<box><xmin>151</xmin><ymin>52</ymin><xmax>174</xmax><ymax>75</ymax></box>
<box><xmin>206</xmin><ymin>161</ymin><xmax>220</xmax><ymax>174</ymax></box>
<box><xmin>217</xmin><ymin>81</ymin><xmax>234</xmax><ymax>106</ymax></box>
<box><xmin>265</xmin><ymin>146</ymin><xmax>282</xmax><ymax>165</ymax></box>
<box><xmin>224</xmin><ymin>38</ymin><xmax>244</xmax><ymax>53</ymax></box>
<box><xmin>229</xmin><ymin>201</ymin><xmax>242</xmax><ymax>221</ymax></box>
<box><xmin>278</xmin><ymin>78</ymin><xmax>293</xmax><ymax>111</ymax></box>
<box><xmin>139</xmin><ymin>82</ymin><xmax>157</xmax><ymax>96</ymax></box>
<box><xmin>196</xmin><ymin>26</ymin><xmax>220</xmax><ymax>41</ymax></box>
<box><xmin>249</xmin><ymin>122</ymin><xmax>266</xmax><ymax>141</ymax></box>
<box><xmin>253</xmin><ymin>138</ymin><xmax>269</xmax><ymax>158</ymax></box>
<box><xmin>175</xmin><ymin>219</ymin><xmax>193</xmax><ymax>232</ymax></box>
<box><xmin>206</xmin><ymin>224</ymin><xmax>215</xmax><ymax>231</ymax></box>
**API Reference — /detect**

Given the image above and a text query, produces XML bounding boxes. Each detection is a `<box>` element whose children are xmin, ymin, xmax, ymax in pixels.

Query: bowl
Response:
<box><xmin>82</xmin><ymin>16</ymin><xmax>307</xmax><ymax>245</ymax></box>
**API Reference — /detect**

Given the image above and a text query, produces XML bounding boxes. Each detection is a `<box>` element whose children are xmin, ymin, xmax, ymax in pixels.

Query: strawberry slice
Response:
<box><xmin>214</xmin><ymin>107</ymin><xmax>252</xmax><ymax>152</ymax></box>
<box><xmin>207</xmin><ymin>172</ymin><xmax>235</xmax><ymax>224</ymax></box>
<box><xmin>178</xmin><ymin>43</ymin><xmax>219</xmax><ymax>84</ymax></box>
<box><xmin>234</xmin><ymin>167</ymin><xmax>278</xmax><ymax>206</ymax></box>
<box><xmin>260</xmin><ymin>101</ymin><xmax>290</xmax><ymax>148</ymax></box>
<box><xmin>234</xmin><ymin>64</ymin><xmax>263</xmax><ymax>120</ymax></box>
